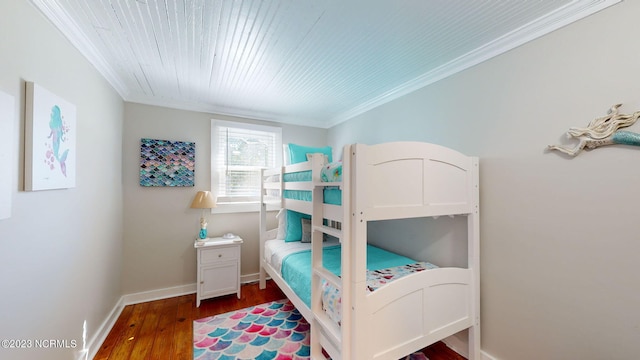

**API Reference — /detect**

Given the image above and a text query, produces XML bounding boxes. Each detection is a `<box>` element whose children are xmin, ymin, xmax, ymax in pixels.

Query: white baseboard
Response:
<box><xmin>87</xmin><ymin>297</ymin><xmax>124</xmax><ymax>360</ymax></box>
<box><xmin>241</xmin><ymin>272</ymin><xmax>265</xmax><ymax>284</ymax></box>
<box><xmin>441</xmin><ymin>336</ymin><xmax>498</xmax><ymax>360</ymax></box>
<box><xmin>482</xmin><ymin>350</ymin><xmax>499</xmax><ymax>360</ymax></box>
<box><xmin>122</xmin><ymin>283</ymin><xmax>197</xmax><ymax>305</ymax></box>
<box><xmin>120</xmin><ymin>274</ymin><xmax>264</xmax><ymax>306</ymax></box>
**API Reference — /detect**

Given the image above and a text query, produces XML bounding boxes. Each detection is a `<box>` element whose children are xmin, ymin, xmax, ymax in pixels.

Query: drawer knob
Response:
<box><xmin>218</xmin><ymin>254</ymin><xmax>222</xmax><ymax>258</ymax></box>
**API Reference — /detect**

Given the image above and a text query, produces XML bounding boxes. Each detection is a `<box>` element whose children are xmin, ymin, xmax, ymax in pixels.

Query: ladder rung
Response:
<box><xmin>313</xmin><ymin>267</ymin><xmax>341</xmax><ymax>290</ymax></box>
<box><xmin>319</xmin><ymin>332</ymin><xmax>340</xmax><ymax>360</ymax></box>
<box><xmin>313</xmin><ymin>225</ymin><xmax>341</xmax><ymax>239</ymax></box>
<box><xmin>314</xmin><ymin>311</ymin><xmax>341</xmax><ymax>349</ymax></box>
<box><xmin>284</xmin><ymin>182</ymin><xmax>313</xmax><ymax>191</ymax></box>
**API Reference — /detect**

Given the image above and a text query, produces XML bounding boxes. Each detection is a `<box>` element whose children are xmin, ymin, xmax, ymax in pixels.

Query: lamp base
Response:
<box><xmin>199</xmin><ymin>228</ymin><xmax>207</xmax><ymax>239</ymax></box>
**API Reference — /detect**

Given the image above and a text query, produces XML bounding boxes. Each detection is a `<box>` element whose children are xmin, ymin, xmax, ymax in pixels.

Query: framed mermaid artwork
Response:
<box><xmin>24</xmin><ymin>82</ymin><xmax>76</xmax><ymax>191</ymax></box>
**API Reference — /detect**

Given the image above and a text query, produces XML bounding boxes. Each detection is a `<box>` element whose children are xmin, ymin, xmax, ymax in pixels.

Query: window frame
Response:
<box><xmin>211</xmin><ymin>119</ymin><xmax>282</xmax><ymax>214</ymax></box>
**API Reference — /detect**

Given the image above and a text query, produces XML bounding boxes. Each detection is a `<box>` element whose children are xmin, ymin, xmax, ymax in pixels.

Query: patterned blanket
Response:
<box><xmin>321</xmin><ymin>261</ymin><xmax>438</xmax><ymax>325</ymax></box>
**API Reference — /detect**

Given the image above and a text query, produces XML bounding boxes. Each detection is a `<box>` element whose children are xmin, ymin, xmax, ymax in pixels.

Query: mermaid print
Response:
<box><xmin>47</xmin><ymin>105</ymin><xmax>70</xmax><ymax>176</ymax></box>
<box><xmin>25</xmin><ymin>82</ymin><xmax>76</xmax><ymax>191</ymax></box>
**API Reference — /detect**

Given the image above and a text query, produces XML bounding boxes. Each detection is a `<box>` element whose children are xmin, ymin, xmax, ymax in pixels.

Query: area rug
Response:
<box><xmin>193</xmin><ymin>299</ymin><xmax>428</xmax><ymax>360</ymax></box>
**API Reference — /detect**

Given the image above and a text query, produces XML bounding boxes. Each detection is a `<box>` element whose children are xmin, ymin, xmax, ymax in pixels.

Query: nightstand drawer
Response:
<box><xmin>200</xmin><ymin>246</ymin><xmax>239</xmax><ymax>264</ymax></box>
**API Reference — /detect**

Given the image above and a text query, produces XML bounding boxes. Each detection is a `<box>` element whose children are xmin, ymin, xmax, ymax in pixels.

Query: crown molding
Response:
<box><xmin>29</xmin><ymin>0</ymin><xmax>129</xmax><ymax>98</ymax></box>
<box><xmin>124</xmin><ymin>94</ymin><xmax>329</xmax><ymax>129</ymax></box>
<box><xmin>327</xmin><ymin>0</ymin><xmax>622</xmax><ymax>128</ymax></box>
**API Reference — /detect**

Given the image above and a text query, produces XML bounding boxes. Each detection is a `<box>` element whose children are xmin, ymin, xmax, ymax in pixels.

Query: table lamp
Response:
<box><xmin>190</xmin><ymin>190</ymin><xmax>217</xmax><ymax>239</ymax></box>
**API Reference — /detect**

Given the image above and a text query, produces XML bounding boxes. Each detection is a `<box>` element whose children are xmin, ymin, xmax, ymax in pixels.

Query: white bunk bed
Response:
<box><xmin>259</xmin><ymin>141</ymin><xmax>480</xmax><ymax>360</ymax></box>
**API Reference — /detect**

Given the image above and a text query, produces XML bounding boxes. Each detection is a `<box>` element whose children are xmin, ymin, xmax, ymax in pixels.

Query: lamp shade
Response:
<box><xmin>190</xmin><ymin>191</ymin><xmax>217</xmax><ymax>209</ymax></box>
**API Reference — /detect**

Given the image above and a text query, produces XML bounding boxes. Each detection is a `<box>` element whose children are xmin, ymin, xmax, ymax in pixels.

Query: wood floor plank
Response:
<box><xmin>106</xmin><ymin>302</ymin><xmax>150</xmax><ymax>360</ymax></box>
<box><xmin>148</xmin><ymin>297</ymin><xmax>180</xmax><ymax>359</ymax></box>
<box><xmin>93</xmin><ymin>303</ymin><xmax>134</xmax><ymax>360</ymax></box>
<box><xmin>95</xmin><ymin>281</ymin><xmax>467</xmax><ymax>359</ymax></box>
<box><xmin>422</xmin><ymin>341</ymin><xmax>467</xmax><ymax>360</ymax></box>
<box><xmin>172</xmin><ymin>295</ymin><xmax>194</xmax><ymax>360</ymax></box>
<box><xmin>129</xmin><ymin>299</ymin><xmax>165</xmax><ymax>360</ymax></box>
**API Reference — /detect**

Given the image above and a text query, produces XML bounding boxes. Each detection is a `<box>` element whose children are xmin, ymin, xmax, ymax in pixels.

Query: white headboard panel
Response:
<box><xmin>424</xmin><ymin>158</ymin><xmax>469</xmax><ymax>207</ymax></box>
<box><xmin>368</xmin><ymin>158</ymin><xmax>424</xmax><ymax>208</ymax></box>
<box><xmin>351</xmin><ymin>142</ymin><xmax>477</xmax><ymax>221</ymax></box>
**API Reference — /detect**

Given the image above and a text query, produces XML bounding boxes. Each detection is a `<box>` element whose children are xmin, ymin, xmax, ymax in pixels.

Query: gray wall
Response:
<box><xmin>0</xmin><ymin>1</ymin><xmax>124</xmax><ymax>359</ymax></box>
<box><xmin>122</xmin><ymin>102</ymin><xmax>327</xmax><ymax>294</ymax></box>
<box><xmin>329</xmin><ymin>2</ymin><xmax>638</xmax><ymax>359</ymax></box>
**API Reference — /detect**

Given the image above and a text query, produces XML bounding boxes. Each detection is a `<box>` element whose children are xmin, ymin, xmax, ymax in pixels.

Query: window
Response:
<box><xmin>211</xmin><ymin>120</ymin><xmax>282</xmax><ymax>212</ymax></box>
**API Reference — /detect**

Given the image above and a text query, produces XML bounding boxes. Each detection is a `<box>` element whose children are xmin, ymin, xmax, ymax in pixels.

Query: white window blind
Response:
<box><xmin>211</xmin><ymin>120</ymin><xmax>282</xmax><ymax>210</ymax></box>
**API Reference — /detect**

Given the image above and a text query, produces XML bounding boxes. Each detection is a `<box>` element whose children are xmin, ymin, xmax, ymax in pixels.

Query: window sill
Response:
<box><xmin>212</xmin><ymin>202</ymin><xmax>280</xmax><ymax>214</ymax></box>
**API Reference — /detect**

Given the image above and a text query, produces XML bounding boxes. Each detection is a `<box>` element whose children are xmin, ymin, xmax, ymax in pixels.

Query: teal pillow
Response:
<box><xmin>288</xmin><ymin>143</ymin><xmax>332</xmax><ymax>164</ymax></box>
<box><xmin>284</xmin><ymin>210</ymin><xmax>311</xmax><ymax>242</ymax></box>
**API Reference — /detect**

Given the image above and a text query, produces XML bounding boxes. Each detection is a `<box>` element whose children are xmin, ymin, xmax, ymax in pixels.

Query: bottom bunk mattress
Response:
<box><xmin>263</xmin><ymin>239</ymin><xmax>438</xmax><ymax>325</ymax></box>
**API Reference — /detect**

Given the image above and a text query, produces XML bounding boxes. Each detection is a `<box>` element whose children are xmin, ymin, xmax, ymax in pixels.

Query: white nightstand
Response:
<box><xmin>194</xmin><ymin>236</ymin><xmax>243</xmax><ymax>307</ymax></box>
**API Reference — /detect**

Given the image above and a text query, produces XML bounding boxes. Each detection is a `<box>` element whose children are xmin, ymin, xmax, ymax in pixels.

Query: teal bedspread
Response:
<box><xmin>283</xmin><ymin>188</ymin><xmax>342</xmax><ymax>205</ymax></box>
<box><xmin>281</xmin><ymin>244</ymin><xmax>416</xmax><ymax>307</ymax></box>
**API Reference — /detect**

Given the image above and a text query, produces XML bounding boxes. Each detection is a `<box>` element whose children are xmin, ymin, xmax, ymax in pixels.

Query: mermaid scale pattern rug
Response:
<box><xmin>193</xmin><ymin>299</ymin><xmax>428</xmax><ymax>360</ymax></box>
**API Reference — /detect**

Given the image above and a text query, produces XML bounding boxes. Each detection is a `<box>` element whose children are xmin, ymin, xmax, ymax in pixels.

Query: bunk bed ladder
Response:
<box><xmin>308</xmin><ymin>153</ymin><xmax>345</xmax><ymax>360</ymax></box>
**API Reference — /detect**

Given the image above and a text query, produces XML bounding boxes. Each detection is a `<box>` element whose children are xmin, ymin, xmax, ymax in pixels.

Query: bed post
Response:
<box><xmin>347</xmin><ymin>143</ymin><xmax>370</xmax><ymax>359</ymax></box>
<box><xmin>259</xmin><ymin>169</ymin><xmax>267</xmax><ymax>290</ymax></box>
<box><xmin>340</xmin><ymin>144</ymin><xmax>353</xmax><ymax>359</ymax></box>
<box><xmin>468</xmin><ymin>157</ymin><xmax>481</xmax><ymax>359</ymax></box>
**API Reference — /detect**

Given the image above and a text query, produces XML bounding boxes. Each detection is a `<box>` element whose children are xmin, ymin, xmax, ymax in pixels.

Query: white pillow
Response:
<box><xmin>306</xmin><ymin>152</ymin><xmax>329</xmax><ymax>165</ymax></box>
<box><xmin>283</xmin><ymin>144</ymin><xmax>291</xmax><ymax>165</ymax></box>
<box><xmin>276</xmin><ymin>208</ymin><xmax>287</xmax><ymax>240</ymax></box>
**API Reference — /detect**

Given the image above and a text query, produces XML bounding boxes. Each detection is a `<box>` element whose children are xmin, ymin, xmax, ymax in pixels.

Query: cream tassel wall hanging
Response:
<box><xmin>547</xmin><ymin>104</ymin><xmax>640</xmax><ymax>156</ymax></box>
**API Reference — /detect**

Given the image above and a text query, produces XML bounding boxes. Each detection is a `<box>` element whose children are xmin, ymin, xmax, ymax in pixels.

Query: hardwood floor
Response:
<box><xmin>94</xmin><ymin>281</ymin><xmax>466</xmax><ymax>360</ymax></box>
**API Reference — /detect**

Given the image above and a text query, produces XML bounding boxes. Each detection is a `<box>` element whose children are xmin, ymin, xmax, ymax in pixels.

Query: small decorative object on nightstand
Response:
<box><xmin>190</xmin><ymin>190</ymin><xmax>217</xmax><ymax>239</ymax></box>
<box><xmin>194</xmin><ymin>236</ymin><xmax>243</xmax><ymax>307</ymax></box>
